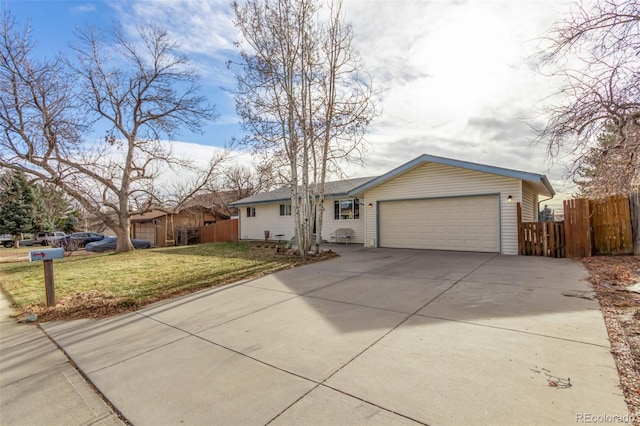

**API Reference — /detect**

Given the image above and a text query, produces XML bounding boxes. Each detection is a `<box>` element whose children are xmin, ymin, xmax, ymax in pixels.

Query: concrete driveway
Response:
<box><xmin>41</xmin><ymin>246</ymin><xmax>629</xmax><ymax>425</ymax></box>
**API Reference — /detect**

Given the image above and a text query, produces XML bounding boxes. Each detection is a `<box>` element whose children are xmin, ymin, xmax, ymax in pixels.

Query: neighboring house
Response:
<box><xmin>230</xmin><ymin>154</ymin><xmax>555</xmax><ymax>255</ymax></box>
<box><xmin>184</xmin><ymin>191</ymin><xmax>242</xmax><ymax>219</ymax></box>
<box><xmin>178</xmin><ymin>193</ymin><xmax>234</xmax><ymax>225</ymax></box>
<box><xmin>130</xmin><ymin>196</ymin><xmax>232</xmax><ymax>246</ymax></box>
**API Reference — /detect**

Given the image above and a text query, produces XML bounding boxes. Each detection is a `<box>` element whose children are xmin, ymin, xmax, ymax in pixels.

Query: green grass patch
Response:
<box><xmin>0</xmin><ymin>242</ymin><xmax>321</xmax><ymax>320</ymax></box>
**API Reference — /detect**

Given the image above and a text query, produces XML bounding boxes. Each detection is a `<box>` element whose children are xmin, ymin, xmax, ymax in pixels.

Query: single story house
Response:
<box><xmin>130</xmin><ymin>195</ymin><xmax>232</xmax><ymax>246</ymax></box>
<box><xmin>230</xmin><ymin>154</ymin><xmax>555</xmax><ymax>255</ymax></box>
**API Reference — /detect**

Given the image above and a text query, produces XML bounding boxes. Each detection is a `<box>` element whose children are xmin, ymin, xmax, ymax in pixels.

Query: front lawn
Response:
<box><xmin>0</xmin><ymin>242</ymin><xmax>331</xmax><ymax>321</ymax></box>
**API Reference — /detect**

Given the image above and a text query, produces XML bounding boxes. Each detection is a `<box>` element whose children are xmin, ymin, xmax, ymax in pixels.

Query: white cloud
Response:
<box><xmin>115</xmin><ymin>0</ymin><xmax>236</xmax><ymax>53</ymax></box>
<box><xmin>338</xmin><ymin>0</ymin><xmax>570</xmax><ymax>197</ymax></box>
<box><xmin>115</xmin><ymin>0</ymin><xmax>574</xmax><ymax>208</ymax></box>
<box><xmin>128</xmin><ymin>140</ymin><xmax>256</xmax><ymax>193</ymax></box>
<box><xmin>71</xmin><ymin>3</ymin><xmax>96</xmax><ymax>13</ymax></box>
<box><xmin>109</xmin><ymin>0</ymin><xmax>238</xmax><ymax>82</ymax></box>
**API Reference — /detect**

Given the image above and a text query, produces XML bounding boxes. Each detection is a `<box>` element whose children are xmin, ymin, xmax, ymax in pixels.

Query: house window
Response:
<box><xmin>279</xmin><ymin>204</ymin><xmax>292</xmax><ymax>216</ymax></box>
<box><xmin>334</xmin><ymin>198</ymin><xmax>360</xmax><ymax>220</ymax></box>
<box><xmin>246</xmin><ymin>207</ymin><xmax>256</xmax><ymax>218</ymax></box>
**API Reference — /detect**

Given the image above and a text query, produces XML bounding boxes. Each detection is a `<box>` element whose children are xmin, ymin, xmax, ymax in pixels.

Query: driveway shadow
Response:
<box><xmin>40</xmin><ymin>246</ymin><xmax>627</xmax><ymax>426</ymax></box>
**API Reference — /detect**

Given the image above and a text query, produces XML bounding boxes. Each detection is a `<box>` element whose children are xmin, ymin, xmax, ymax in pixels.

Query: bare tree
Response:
<box><xmin>232</xmin><ymin>0</ymin><xmax>311</xmax><ymax>255</ymax></box>
<box><xmin>0</xmin><ymin>12</ymin><xmax>221</xmax><ymax>252</ymax></box>
<box><xmin>223</xmin><ymin>163</ymin><xmax>277</xmax><ymax>201</ymax></box>
<box><xmin>231</xmin><ymin>0</ymin><xmax>376</xmax><ymax>256</ymax></box>
<box><xmin>538</xmin><ymin>0</ymin><xmax>639</xmax><ymax>194</ymax></box>
<box><xmin>311</xmin><ymin>0</ymin><xmax>375</xmax><ymax>253</ymax></box>
<box><xmin>575</xmin><ymin>124</ymin><xmax>640</xmax><ymax>197</ymax></box>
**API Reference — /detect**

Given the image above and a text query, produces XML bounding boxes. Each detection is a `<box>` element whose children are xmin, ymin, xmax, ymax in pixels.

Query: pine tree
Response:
<box><xmin>0</xmin><ymin>171</ymin><xmax>40</xmax><ymax>247</ymax></box>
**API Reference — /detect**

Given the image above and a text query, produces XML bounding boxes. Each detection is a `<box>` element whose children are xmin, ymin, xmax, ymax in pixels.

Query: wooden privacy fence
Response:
<box><xmin>563</xmin><ymin>195</ymin><xmax>633</xmax><ymax>257</ymax></box>
<box><xmin>590</xmin><ymin>195</ymin><xmax>633</xmax><ymax>255</ymax></box>
<box><xmin>519</xmin><ymin>221</ymin><xmax>565</xmax><ymax>257</ymax></box>
<box><xmin>518</xmin><ymin>193</ymin><xmax>637</xmax><ymax>258</ymax></box>
<box><xmin>198</xmin><ymin>218</ymin><xmax>238</xmax><ymax>243</ymax></box>
<box><xmin>563</xmin><ymin>198</ymin><xmax>591</xmax><ymax>257</ymax></box>
<box><xmin>517</xmin><ymin>202</ymin><xmax>566</xmax><ymax>257</ymax></box>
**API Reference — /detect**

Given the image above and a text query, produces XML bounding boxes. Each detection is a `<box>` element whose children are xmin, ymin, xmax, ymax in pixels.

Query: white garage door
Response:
<box><xmin>379</xmin><ymin>195</ymin><xmax>500</xmax><ymax>252</ymax></box>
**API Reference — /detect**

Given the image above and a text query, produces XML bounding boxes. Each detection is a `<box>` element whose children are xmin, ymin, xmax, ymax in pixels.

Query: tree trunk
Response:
<box><xmin>13</xmin><ymin>234</ymin><xmax>20</xmax><ymax>249</ymax></box>
<box><xmin>315</xmin><ymin>192</ymin><xmax>325</xmax><ymax>255</ymax></box>
<box><xmin>115</xmin><ymin>215</ymin><xmax>133</xmax><ymax>252</ymax></box>
<box><xmin>231</xmin><ymin>0</ymin><xmax>374</xmax><ymax>260</ymax></box>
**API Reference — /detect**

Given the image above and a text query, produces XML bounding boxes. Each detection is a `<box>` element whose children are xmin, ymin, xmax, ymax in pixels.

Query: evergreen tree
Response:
<box><xmin>0</xmin><ymin>171</ymin><xmax>40</xmax><ymax>246</ymax></box>
<box><xmin>538</xmin><ymin>205</ymin><xmax>554</xmax><ymax>222</ymax></box>
<box><xmin>59</xmin><ymin>212</ymin><xmax>79</xmax><ymax>234</ymax></box>
<box><xmin>34</xmin><ymin>184</ymin><xmax>75</xmax><ymax>232</ymax></box>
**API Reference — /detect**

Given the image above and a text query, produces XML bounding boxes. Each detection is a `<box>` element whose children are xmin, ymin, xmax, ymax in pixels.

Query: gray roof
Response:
<box><xmin>232</xmin><ymin>154</ymin><xmax>554</xmax><ymax>207</ymax></box>
<box><xmin>230</xmin><ymin>177</ymin><xmax>376</xmax><ymax>206</ymax></box>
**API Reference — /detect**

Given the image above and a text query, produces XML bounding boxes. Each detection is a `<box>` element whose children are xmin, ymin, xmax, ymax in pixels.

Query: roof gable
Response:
<box><xmin>348</xmin><ymin>154</ymin><xmax>554</xmax><ymax>197</ymax></box>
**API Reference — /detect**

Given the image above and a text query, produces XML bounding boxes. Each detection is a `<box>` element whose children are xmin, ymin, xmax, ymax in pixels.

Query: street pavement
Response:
<box><xmin>0</xmin><ymin>291</ymin><xmax>124</xmax><ymax>426</ymax></box>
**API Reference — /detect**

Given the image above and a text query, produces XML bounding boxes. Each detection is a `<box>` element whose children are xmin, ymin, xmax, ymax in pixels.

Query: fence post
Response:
<box><xmin>564</xmin><ymin>200</ymin><xmax>572</xmax><ymax>257</ymax></box>
<box><xmin>516</xmin><ymin>202</ymin><xmax>523</xmax><ymax>255</ymax></box>
<box><xmin>583</xmin><ymin>199</ymin><xmax>593</xmax><ymax>257</ymax></box>
<box><xmin>631</xmin><ymin>191</ymin><xmax>640</xmax><ymax>255</ymax></box>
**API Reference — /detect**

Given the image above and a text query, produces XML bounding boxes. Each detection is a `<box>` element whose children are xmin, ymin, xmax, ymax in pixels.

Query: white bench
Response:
<box><xmin>330</xmin><ymin>228</ymin><xmax>353</xmax><ymax>244</ymax></box>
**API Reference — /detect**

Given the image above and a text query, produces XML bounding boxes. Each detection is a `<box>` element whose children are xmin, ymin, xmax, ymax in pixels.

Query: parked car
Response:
<box><xmin>55</xmin><ymin>232</ymin><xmax>105</xmax><ymax>248</ymax></box>
<box><xmin>34</xmin><ymin>233</ymin><xmax>47</xmax><ymax>246</ymax></box>
<box><xmin>85</xmin><ymin>236</ymin><xmax>151</xmax><ymax>252</ymax></box>
<box><xmin>33</xmin><ymin>231</ymin><xmax>66</xmax><ymax>246</ymax></box>
<box><xmin>1</xmin><ymin>236</ymin><xmax>36</xmax><ymax>248</ymax></box>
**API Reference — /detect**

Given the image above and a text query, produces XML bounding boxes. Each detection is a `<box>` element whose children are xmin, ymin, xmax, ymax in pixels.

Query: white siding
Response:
<box><xmin>362</xmin><ymin>163</ymin><xmax>523</xmax><ymax>255</ymax></box>
<box><xmin>238</xmin><ymin>198</ymin><xmax>365</xmax><ymax>243</ymax></box>
<box><xmin>239</xmin><ymin>204</ymin><xmax>295</xmax><ymax>240</ymax></box>
<box><xmin>319</xmin><ymin>199</ymin><xmax>365</xmax><ymax>244</ymax></box>
<box><xmin>521</xmin><ymin>182</ymin><xmax>537</xmax><ymax>222</ymax></box>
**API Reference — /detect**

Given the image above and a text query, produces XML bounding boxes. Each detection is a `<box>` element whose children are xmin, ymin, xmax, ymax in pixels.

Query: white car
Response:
<box><xmin>40</xmin><ymin>231</ymin><xmax>67</xmax><ymax>246</ymax></box>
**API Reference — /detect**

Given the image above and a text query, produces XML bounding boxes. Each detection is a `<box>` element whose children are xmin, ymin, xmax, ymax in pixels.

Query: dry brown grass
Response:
<box><xmin>583</xmin><ymin>256</ymin><xmax>640</xmax><ymax>424</ymax></box>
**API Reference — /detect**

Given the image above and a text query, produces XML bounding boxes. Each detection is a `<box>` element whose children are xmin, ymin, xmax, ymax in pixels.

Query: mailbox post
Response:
<box><xmin>29</xmin><ymin>248</ymin><xmax>64</xmax><ymax>307</ymax></box>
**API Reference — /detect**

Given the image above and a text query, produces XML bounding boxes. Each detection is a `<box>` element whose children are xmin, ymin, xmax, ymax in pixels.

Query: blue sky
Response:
<box><xmin>6</xmin><ymin>0</ymin><xmax>572</xmax><ymax>207</ymax></box>
<box><xmin>7</xmin><ymin>0</ymin><xmax>240</xmax><ymax>147</ymax></box>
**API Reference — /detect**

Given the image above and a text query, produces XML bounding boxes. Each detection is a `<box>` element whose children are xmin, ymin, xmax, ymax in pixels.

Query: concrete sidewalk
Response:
<box><xmin>0</xmin><ymin>291</ymin><xmax>124</xmax><ymax>426</ymax></box>
<box><xmin>30</xmin><ymin>247</ymin><xmax>634</xmax><ymax>424</ymax></box>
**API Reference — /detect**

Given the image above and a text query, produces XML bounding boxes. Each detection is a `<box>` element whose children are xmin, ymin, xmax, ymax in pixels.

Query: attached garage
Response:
<box><xmin>231</xmin><ymin>153</ymin><xmax>555</xmax><ymax>255</ymax></box>
<box><xmin>346</xmin><ymin>154</ymin><xmax>555</xmax><ymax>255</ymax></box>
<box><xmin>378</xmin><ymin>195</ymin><xmax>500</xmax><ymax>252</ymax></box>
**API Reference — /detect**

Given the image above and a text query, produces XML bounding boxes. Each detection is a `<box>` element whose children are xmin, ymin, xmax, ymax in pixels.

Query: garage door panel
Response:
<box><xmin>135</xmin><ymin>223</ymin><xmax>156</xmax><ymax>246</ymax></box>
<box><xmin>379</xmin><ymin>196</ymin><xmax>499</xmax><ymax>253</ymax></box>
